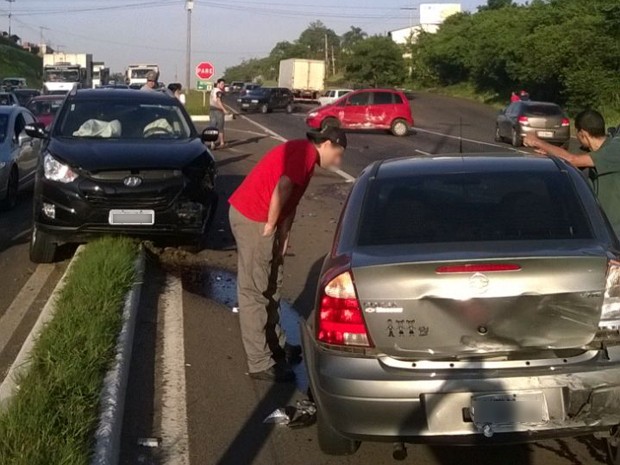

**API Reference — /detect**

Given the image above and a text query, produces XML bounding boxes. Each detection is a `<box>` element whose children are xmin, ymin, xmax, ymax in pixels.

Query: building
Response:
<box><xmin>389</xmin><ymin>3</ymin><xmax>462</xmax><ymax>45</ymax></box>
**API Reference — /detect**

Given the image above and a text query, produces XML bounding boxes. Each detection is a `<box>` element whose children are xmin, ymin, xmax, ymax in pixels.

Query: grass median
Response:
<box><xmin>185</xmin><ymin>89</ymin><xmax>210</xmax><ymax>115</ymax></box>
<box><xmin>0</xmin><ymin>237</ymin><xmax>138</xmax><ymax>465</ymax></box>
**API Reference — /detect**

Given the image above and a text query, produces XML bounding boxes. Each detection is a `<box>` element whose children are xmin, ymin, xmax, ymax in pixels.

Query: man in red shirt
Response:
<box><xmin>229</xmin><ymin>127</ymin><xmax>347</xmax><ymax>382</ymax></box>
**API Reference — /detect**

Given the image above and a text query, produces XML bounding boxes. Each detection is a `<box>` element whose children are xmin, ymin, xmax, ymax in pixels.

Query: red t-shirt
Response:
<box><xmin>229</xmin><ymin>139</ymin><xmax>318</xmax><ymax>222</ymax></box>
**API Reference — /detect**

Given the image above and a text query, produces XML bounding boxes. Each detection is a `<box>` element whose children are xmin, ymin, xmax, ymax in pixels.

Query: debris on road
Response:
<box><xmin>137</xmin><ymin>437</ymin><xmax>161</xmax><ymax>448</ymax></box>
<box><xmin>263</xmin><ymin>408</ymin><xmax>292</xmax><ymax>425</ymax></box>
<box><xmin>263</xmin><ymin>400</ymin><xmax>317</xmax><ymax>429</ymax></box>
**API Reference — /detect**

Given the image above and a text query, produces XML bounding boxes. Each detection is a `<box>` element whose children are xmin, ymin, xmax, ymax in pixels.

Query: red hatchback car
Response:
<box><xmin>306</xmin><ymin>88</ymin><xmax>414</xmax><ymax>137</ymax></box>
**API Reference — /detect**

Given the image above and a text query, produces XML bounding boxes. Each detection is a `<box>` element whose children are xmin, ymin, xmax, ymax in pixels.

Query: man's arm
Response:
<box><xmin>524</xmin><ymin>134</ymin><xmax>594</xmax><ymax>168</ymax></box>
<box><xmin>276</xmin><ymin>208</ymin><xmax>296</xmax><ymax>258</ymax></box>
<box><xmin>215</xmin><ymin>93</ymin><xmax>229</xmax><ymax>114</ymax></box>
<box><xmin>263</xmin><ymin>176</ymin><xmax>294</xmax><ymax>236</ymax></box>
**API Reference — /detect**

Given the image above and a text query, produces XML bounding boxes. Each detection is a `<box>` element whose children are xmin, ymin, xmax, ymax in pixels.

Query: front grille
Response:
<box><xmin>89</xmin><ymin>170</ymin><xmax>183</xmax><ymax>181</ymax></box>
<box><xmin>84</xmin><ymin>193</ymin><xmax>173</xmax><ymax>209</ymax></box>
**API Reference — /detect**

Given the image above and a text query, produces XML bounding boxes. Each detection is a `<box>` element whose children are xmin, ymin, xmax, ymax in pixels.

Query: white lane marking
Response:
<box><xmin>226</xmin><ymin>105</ymin><xmax>357</xmax><ymax>183</ymax></box>
<box><xmin>415</xmin><ymin>149</ymin><xmax>432</xmax><ymax>156</ymax></box>
<box><xmin>160</xmin><ymin>275</ymin><xmax>190</xmax><ymax>465</ymax></box>
<box><xmin>0</xmin><ymin>264</ymin><xmax>54</xmax><ymax>355</ymax></box>
<box><xmin>225</xmin><ymin>127</ymin><xmax>271</xmax><ymax>138</ymax></box>
<box><xmin>9</xmin><ymin>229</ymin><xmax>31</xmax><ymax>242</ymax></box>
<box><xmin>415</xmin><ymin>126</ymin><xmax>530</xmax><ymax>154</ymax></box>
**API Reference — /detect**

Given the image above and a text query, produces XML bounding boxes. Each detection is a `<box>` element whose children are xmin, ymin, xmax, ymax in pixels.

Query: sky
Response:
<box><xmin>1</xmin><ymin>0</ymin><xmax>520</xmax><ymax>84</ymax></box>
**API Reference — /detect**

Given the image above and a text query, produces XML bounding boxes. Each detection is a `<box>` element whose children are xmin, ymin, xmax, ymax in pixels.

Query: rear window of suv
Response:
<box><xmin>358</xmin><ymin>170</ymin><xmax>593</xmax><ymax>245</ymax></box>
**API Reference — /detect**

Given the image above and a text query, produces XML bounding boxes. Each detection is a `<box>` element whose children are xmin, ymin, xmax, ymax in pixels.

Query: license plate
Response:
<box><xmin>241</xmin><ymin>103</ymin><xmax>249</xmax><ymax>108</ymax></box>
<box><xmin>108</xmin><ymin>209</ymin><xmax>155</xmax><ymax>225</ymax></box>
<box><xmin>471</xmin><ymin>392</ymin><xmax>546</xmax><ymax>425</ymax></box>
<box><xmin>537</xmin><ymin>131</ymin><xmax>554</xmax><ymax>138</ymax></box>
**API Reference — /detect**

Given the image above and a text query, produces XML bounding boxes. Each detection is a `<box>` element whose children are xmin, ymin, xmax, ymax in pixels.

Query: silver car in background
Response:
<box><xmin>0</xmin><ymin>106</ymin><xmax>41</xmax><ymax>209</ymax></box>
<box><xmin>496</xmin><ymin>101</ymin><xmax>571</xmax><ymax>148</ymax></box>
<box><xmin>302</xmin><ymin>155</ymin><xmax>620</xmax><ymax>461</ymax></box>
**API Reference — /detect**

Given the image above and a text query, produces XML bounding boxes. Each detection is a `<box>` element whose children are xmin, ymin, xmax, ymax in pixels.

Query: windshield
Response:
<box><xmin>358</xmin><ymin>171</ymin><xmax>593</xmax><ymax>246</ymax></box>
<box><xmin>0</xmin><ymin>94</ymin><xmax>15</xmax><ymax>105</ymax></box>
<box><xmin>44</xmin><ymin>68</ymin><xmax>80</xmax><ymax>83</ymax></box>
<box><xmin>28</xmin><ymin>99</ymin><xmax>63</xmax><ymax>116</ymax></box>
<box><xmin>0</xmin><ymin>115</ymin><xmax>8</xmax><ymax>142</ymax></box>
<box><xmin>55</xmin><ymin>101</ymin><xmax>192</xmax><ymax>140</ymax></box>
<box><xmin>131</xmin><ymin>69</ymin><xmax>156</xmax><ymax>79</ymax></box>
<box><xmin>3</xmin><ymin>79</ymin><xmax>22</xmax><ymax>86</ymax></box>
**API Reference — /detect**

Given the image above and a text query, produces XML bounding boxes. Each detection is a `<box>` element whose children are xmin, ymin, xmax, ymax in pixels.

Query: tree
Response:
<box><xmin>478</xmin><ymin>0</ymin><xmax>513</xmax><ymax>11</ymax></box>
<box><xmin>343</xmin><ymin>35</ymin><xmax>406</xmax><ymax>87</ymax></box>
<box><xmin>298</xmin><ymin>20</ymin><xmax>340</xmax><ymax>62</ymax></box>
<box><xmin>341</xmin><ymin>26</ymin><xmax>367</xmax><ymax>54</ymax></box>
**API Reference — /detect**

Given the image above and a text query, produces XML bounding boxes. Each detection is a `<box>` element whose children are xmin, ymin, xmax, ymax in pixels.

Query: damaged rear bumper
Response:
<box><xmin>302</xmin><ymin>323</ymin><xmax>620</xmax><ymax>443</ymax></box>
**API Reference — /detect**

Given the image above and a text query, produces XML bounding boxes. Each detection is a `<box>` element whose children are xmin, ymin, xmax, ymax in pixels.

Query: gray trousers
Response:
<box><xmin>229</xmin><ymin>206</ymin><xmax>286</xmax><ymax>373</ymax></box>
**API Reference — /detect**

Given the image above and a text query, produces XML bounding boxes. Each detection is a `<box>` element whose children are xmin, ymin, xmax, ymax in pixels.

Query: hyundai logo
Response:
<box><xmin>123</xmin><ymin>176</ymin><xmax>143</xmax><ymax>187</ymax></box>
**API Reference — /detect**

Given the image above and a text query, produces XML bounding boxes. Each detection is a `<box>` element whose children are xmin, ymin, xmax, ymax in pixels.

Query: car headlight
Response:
<box><xmin>43</xmin><ymin>153</ymin><xmax>78</xmax><ymax>183</ymax></box>
<box><xmin>308</xmin><ymin>111</ymin><xmax>319</xmax><ymax>118</ymax></box>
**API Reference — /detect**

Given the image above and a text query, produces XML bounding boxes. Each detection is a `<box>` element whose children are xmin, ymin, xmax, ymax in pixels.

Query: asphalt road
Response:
<box><xmin>119</xmin><ymin>98</ymin><xmax>609</xmax><ymax>465</ymax></box>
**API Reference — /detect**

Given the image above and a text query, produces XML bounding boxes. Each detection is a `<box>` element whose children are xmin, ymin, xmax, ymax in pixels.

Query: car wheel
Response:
<box><xmin>29</xmin><ymin>225</ymin><xmax>57</xmax><ymax>263</ymax></box>
<box><xmin>260</xmin><ymin>104</ymin><xmax>269</xmax><ymax>114</ymax></box>
<box><xmin>317</xmin><ymin>409</ymin><xmax>360</xmax><ymax>456</ymax></box>
<box><xmin>285</xmin><ymin>103</ymin><xmax>293</xmax><ymax>114</ymax></box>
<box><xmin>391</xmin><ymin>119</ymin><xmax>409</xmax><ymax>137</ymax></box>
<box><xmin>606</xmin><ymin>427</ymin><xmax>620</xmax><ymax>465</ymax></box>
<box><xmin>511</xmin><ymin>128</ymin><xmax>523</xmax><ymax>147</ymax></box>
<box><xmin>321</xmin><ymin>118</ymin><xmax>340</xmax><ymax>130</ymax></box>
<box><xmin>494</xmin><ymin>125</ymin><xmax>503</xmax><ymax>142</ymax></box>
<box><xmin>0</xmin><ymin>166</ymin><xmax>18</xmax><ymax>211</ymax></box>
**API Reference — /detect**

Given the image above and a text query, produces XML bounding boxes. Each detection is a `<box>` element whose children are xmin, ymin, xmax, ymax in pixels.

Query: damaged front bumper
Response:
<box><xmin>302</xmin><ymin>324</ymin><xmax>620</xmax><ymax>444</ymax></box>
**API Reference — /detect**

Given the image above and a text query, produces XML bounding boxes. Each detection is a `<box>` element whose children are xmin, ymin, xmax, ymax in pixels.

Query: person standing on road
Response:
<box><xmin>140</xmin><ymin>71</ymin><xmax>159</xmax><ymax>91</ymax></box>
<box><xmin>524</xmin><ymin>109</ymin><xmax>620</xmax><ymax>234</ymax></box>
<box><xmin>510</xmin><ymin>91</ymin><xmax>520</xmax><ymax>103</ymax></box>
<box><xmin>209</xmin><ymin>78</ymin><xmax>231</xmax><ymax>149</ymax></box>
<box><xmin>228</xmin><ymin>127</ymin><xmax>348</xmax><ymax>383</ymax></box>
<box><xmin>167</xmin><ymin>83</ymin><xmax>186</xmax><ymax>105</ymax></box>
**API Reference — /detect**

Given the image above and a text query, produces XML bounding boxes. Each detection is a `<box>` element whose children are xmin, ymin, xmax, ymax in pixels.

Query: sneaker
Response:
<box><xmin>249</xmin><ymin>365</ymin><xmax>295</xmax><ymax>383</ymax></box>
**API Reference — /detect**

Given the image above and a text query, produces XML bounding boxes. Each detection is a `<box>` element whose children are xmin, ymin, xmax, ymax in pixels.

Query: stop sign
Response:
<box><xmin>195</xmin><ymin>61</ymin><xmax>215</xmax><ymax>80</ymax></box>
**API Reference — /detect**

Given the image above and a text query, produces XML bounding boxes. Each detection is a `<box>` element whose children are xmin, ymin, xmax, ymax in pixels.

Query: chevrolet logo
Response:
<box><xmin>123</xmin><ymin>176</ymin><xmax>143</xmax><ymax>187</ymax></box>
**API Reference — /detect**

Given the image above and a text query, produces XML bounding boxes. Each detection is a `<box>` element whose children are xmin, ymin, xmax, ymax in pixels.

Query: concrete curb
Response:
<box><xmin>0</xmin><ymin>246</ymin><xmax>85</xmax><ymax>409</ymax></box>
<box><xmin>191</xmin><ymin>114</ymin><xmax>235</xmax><ymax>123</ymax></box>
<box><xmin>90</xmin><ymin>248</ymin><xmax>146</xmax><ymax>465</ymax></box>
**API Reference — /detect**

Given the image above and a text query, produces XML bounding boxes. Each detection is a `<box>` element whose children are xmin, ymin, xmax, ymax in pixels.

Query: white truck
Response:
<box><xmin>126</xmin><ymin>64</ymin><xmax>159</xmax><ymax>88</ymax></box>
<box><xmin>278</xmin><ymin>58</ymin><xmax>325</xmax><ymax>101</ymax></box>
<box><xmin>43</xmin><ymin>53</ymin><xmax>93</xmax><ymax>94</ymax></box>
<box><xmin>92</xmin><ymin>62</ymin><xmax>110</xmax><ymax>88</ymax></box>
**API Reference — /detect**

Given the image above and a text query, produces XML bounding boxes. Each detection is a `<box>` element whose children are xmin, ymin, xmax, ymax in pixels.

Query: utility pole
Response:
<box><xmin>324</xmin><ymin>33</ymin><xmax>329</xmax><ymax>78</ymax></box>
<box><xmin>331</xmin><ymin>45</ymin><xmax>336</xmax><ymax>76</ymax></box>
<box><xmin>185</xmin><ymin>0</ymin><xmax>194</xmax><ymax>91</ymax></box>
<box><xmin>5</xmin><ymin>0</ymin><xmax>15</xmax><ymax>37</ymax></box>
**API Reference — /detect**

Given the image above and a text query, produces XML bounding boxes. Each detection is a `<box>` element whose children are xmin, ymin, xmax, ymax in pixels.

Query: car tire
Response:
<box><xmin>0</xmin><ymin>166</ymin><xmax>18</xmax><ymax>211</ymax></box>
<box><xmin>285</xmin><ymin>103</ymin><xmax>293</xmax><ymax>114</ymax></box>
<box><xmin>321</xmin><ymin>118</ymin><xmax>340</xmax><ymax>131</ymax></box>
<box><xmin>391</xmin><ymin>119</ymin><xmax>409</xmax><ymax>137</ymax></box>
<box><xmin>260</xmin><ymin>104</ymin><xmax>269</xmax><ymax>114</ymax></box>
<box><xmin>317</xmin><ymin>409</ymin><xmax>360</xmax><ymax>456</ymax></box>
<box><xmin>606</xmin><ymin>427</ymin><xmax>620</xmax><ymax>465</ymax></box>
<box><xmin>494</xmin><ymin>125</ymin><xmax>503</xmax><ymax>142</ymax></box>
<box><xmin>511</xmin><ymin>128</ymin><xmax>523</xmax><ymax>147</ymax></box>
<box><xmin>29</xmin><ymin>225</ymin><xmax>57</xmax><ymax>263</ymax></box>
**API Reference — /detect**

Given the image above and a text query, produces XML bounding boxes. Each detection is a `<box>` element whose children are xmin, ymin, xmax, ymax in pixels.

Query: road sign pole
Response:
<box><xmin>203</xmin><ymin>91</ymin><xmax>206</xmax><ymax>108</ymax></box>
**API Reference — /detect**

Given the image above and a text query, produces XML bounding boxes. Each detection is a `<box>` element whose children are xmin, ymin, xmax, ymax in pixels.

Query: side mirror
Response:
<box><xmin>18</xmin><ymin>131</ymin><xmax>33</xmax><ymax>147</ymax></box>
<box><xmin>201</xmin><ymin>127</ymin><xmax>219</xmax><ymax>143</ymax></box>
<box><xmin>25</xmin><ymin>122</ymin><xmax>47</xmax><ymax>139</ymax></box>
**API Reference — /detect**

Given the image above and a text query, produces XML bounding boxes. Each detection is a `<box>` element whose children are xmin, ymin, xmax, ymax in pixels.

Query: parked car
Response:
<box><xmin>25</xmin><ymin>88</ymin><xmax>220</xmax><ymax>263</ymax></box>
<box><xmin>0</xmin><ymin>106</ymin><xmax>42</xmax><ymax>210</ymax></box>
<box><xmin>318</xmin><ymin>89</ymin><xmax>353</xmax><ymax>107</ymax></box>
<box><xmin>230</xmin><ymin>81</ymin><xmax>244</xmax><ymax>92</ymax></box>
<box><xmin>27</xmin><ymin>95</ymin><xmax>65</xmax><ymax>129</ymax></box>
<box><xmin>0</xmin><ymin>92</ymin><xmax>19</xmax><ymax>106</ymax></box>
<box><xmin>1</xmin><ymin>77</ymin><xmax>27</xmax><ymax>89</ymax></box>
<box><xmin>13</xmin><ymin>88</ymin><xmax>41</xmax><ymax>106</ymax></box>
<box><xmin>306</xmin><ymin>89</ymin><xmax>413</xmax><ymax>137</ymax></box>
<box><xmin>302</xmin><ymin>154</ymin><xmax>620</xmax><ymax>459</ymax></box>
<box><xmin>237</xmin><ymin>87</ymin><xmax>294</xmax><ymax>114</ymax></box>
<box><xmin>239</xmin><ymin>83</ymin><xmax>261</xmax><ymax>97</ymax></box>
<box><xmin>496</xmin><ymin>101</ymin><xmax>570</xmax><ymax>148</ymax></box>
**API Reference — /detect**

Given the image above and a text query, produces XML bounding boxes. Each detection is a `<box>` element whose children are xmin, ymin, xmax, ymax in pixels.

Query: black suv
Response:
<box><xmin>25</xmin><ymin>89</ymin><xmax>219</xmax><ymax>263</ymax></box>
<box><xmin>237</xmin><ymin>87</ymin><xmax>294</xmax><ymax>114</ymax></box>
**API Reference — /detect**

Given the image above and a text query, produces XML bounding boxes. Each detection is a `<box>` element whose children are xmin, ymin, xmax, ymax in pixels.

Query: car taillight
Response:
<box><xmin>561</xmin><ymin>118</ymin><xmax>570</xmax><ymax>127</ymax></box>
<box><xmin>601</xmin><ymin>260</ymin><xmax>620</xmax><ymax>330</ymax></box>
<box><xmin>518</xmin><ymin>116</ymin><xmax>529</xmax><ymax>125</ymax></box>
<box><xmin>317</xmin><ymin>271</ymin><xmax>371</xmax><ymax>347</ymax></box>
<box><xmin>436</xmin><ymin>264</ymin><xmax>521</xmax><ymax>274</ymax></box>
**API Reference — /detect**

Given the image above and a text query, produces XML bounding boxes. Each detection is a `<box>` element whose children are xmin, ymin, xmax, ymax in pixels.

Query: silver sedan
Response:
<box><xmin>0</xmin><ymin>106</ymin><xmax>41</xmax><ymax>210</ymax></box>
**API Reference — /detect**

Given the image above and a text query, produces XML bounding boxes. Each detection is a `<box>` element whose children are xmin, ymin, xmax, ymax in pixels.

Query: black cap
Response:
<box><xmin>307</xmin><ymin>126</ymin><xmax>347</xmax><ymax>149</ymax></box>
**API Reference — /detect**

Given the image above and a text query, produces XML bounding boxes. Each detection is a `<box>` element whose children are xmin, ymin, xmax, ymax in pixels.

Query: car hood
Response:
<box><xmin>47</xmin><ymin>138</ymin><xmax>209</xmax><ymax>172</ymax></box>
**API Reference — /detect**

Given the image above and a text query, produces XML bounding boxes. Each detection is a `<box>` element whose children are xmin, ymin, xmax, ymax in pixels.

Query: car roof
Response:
<box><xmin>352</xmin><ymin>88</ymin><xmax>403</xmax><ymax>93</ymax></box>
<box><xmin>0</xmin><ymin>105</ymin><xmax>19</xmax><ymax>115</ymax></box>
<box><xmin>69</xmin><ymin>88</ymin><xmax>176</xmax><ymax>103</ymax></box>
<box><xmin>375</xmin><ymin>154</ymin><xmax>563</xmax><ymax>179</ymax></box>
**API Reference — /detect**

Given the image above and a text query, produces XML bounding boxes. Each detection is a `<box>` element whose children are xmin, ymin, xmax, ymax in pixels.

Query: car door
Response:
<box><xmin>368</xmin><ymin>91</ymin><xmax>398</xmax><ymax>129</ymax></box>
<box><xmin>340</xmin><ymin>91</ymin><xmax>371</xmax><ymax>129</ymax></box>
<box><xmin>15</xmin><ymin>111</ymin><xmax>38</xmax><ymax>187</ymax></box>
<box><xmin>500</xmin><ymin>103</ymin><xmax>519</xmax><ymax>137</ymax></box>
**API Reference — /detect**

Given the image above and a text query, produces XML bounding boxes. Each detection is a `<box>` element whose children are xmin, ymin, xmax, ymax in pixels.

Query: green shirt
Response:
<box><xmin>591</xmin><ymin>136</ymin><xmax>620</xmax><ymax>234</ymax></box>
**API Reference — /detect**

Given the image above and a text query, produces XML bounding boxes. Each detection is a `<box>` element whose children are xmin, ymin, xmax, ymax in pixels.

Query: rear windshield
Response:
<box><xmin>358</xmin><ymin>170</ymin><xmax>593</xmax><ymax>246</ymax></box>
<box><xmin>524</xmin><ymin>105</ymin><xmax>563</xmax><ymax>117</ymax></box>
